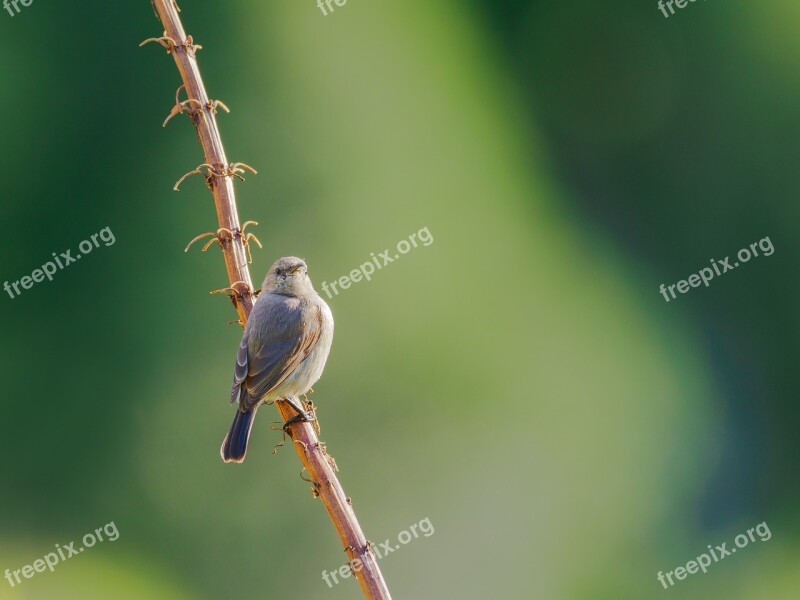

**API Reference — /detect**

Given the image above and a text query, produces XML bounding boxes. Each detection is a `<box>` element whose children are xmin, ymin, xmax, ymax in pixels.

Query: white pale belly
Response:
<box><xmin>268</xmin><ymin>298</ymin><xmax>334</xmax><ymax>400</ymax></box>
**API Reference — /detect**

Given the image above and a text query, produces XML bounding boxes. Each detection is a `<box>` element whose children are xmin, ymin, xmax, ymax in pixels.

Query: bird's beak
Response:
<box><xmin>289</xmin><ymin>264</ymin><xmax>305</xmax><ymax>274</ymax></box>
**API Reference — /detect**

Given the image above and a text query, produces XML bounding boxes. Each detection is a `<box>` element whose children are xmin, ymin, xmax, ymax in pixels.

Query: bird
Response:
<box><xmin>221</xmin><ymin>256</ymin><xmax>334</xmax><ymax>463</ymax></box>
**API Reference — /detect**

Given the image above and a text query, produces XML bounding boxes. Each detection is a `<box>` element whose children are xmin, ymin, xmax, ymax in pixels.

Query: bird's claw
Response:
<box><xmin>282</xmin><ymin>410</ymin><xmax>316</xmax><ymax>433</ymax></box>
<box><xmin>279</xmin><ymin>396</ymin><xmax>317</xmax><ymax>432</ymax></box>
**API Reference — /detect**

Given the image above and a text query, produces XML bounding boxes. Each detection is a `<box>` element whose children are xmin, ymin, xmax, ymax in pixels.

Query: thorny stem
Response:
<box><xmin>143</xmin><ymin>2</ymin><xmax>392</xmax><ymax>599</ymax></box>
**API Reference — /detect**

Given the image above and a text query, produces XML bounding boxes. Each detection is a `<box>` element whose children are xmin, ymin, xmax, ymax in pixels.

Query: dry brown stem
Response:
<box><xmin>143</xmin><ymin>3</ymin><xmax>392</xmax><ymax>598</ymax></box>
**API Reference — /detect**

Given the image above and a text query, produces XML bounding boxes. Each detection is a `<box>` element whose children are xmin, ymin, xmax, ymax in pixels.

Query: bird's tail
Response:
<box><xmin>221</xmin><ymin>408</ymin><xmax>257</xmax><ymax>463</ymax></box>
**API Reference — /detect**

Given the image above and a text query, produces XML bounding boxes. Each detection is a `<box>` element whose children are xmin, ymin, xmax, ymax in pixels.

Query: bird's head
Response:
<box><xmin>262</xmin><ymin>256</ymin><xmax>314</xmax><ymax>296</ymax></box>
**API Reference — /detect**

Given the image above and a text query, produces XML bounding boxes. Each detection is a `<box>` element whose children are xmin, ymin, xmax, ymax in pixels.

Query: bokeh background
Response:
<box><xmin>1</xmin><ymin>1</ymin><xmax>798</xmax><ymax>598</ymax></box>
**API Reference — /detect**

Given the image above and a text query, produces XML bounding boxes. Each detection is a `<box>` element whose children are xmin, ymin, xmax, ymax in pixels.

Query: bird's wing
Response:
<box><xmin>230</xmin><ymin>332</ymin><xmax>250</xmax><ymax>405</ymax></box>
<box><xmin>239</xmin><ymin>296</ymin><xmax>323</xmax><ymax>411</ymax></box>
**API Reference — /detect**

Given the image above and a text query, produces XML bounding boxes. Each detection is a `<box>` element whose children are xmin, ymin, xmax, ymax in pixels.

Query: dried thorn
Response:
<box><xmin>202</xmin><ymin>227</ymin><xmax>234</xmax><ymax>252</ymax></box>
<box><xmin>179</xmin><ymin>163</ymin><xmax>257</xmax><ymax>189</ymax></box>
<box><xmin>216</xmin><ymin>227</ymin><xmax>234</xmax><ymax>240</ymax></box>
<box><xmin>232</xmin><ymin>280</ymin><xmax>252</xmax><ymax>294</ymax></box>
<box><xmin>207</xmin><ymin>100</ymin><xmax>230</xmax><ymax>114</ymax></box>
<box><xmin>140</xmin><ymin>37</ymin><xmax>171</xmax><ymax>51</ymax></box>
<box><xmin>210</xmin><ymin>280</ymin><xmax>251</xmax><ymax>297</ymax></box>
<box><xmin>244</xmin><ymin>233</ymin><xmax>263</xmax><ymax>250</ymax></box>
<box><xmin>231</xmin><ymin>162</ymin><xmax>258</xmax><ymax>176</ymax></box>
<box><xmin>327</xmin><ymin>454</ymin><xmax>339</xmax><ymax>472</ymax></box>
<box><xmin>183</xmin><ymin>35</ymin><xmax>202</xmax><ymax>55</ymax></box>
<box><xmin>238</xmin><ymin>222</ymin><xmax>262</xmax><ymax>264</ymax></box>
<box><xmin>227</xmin><ymin>319</ymin><xmax>243</xmax><ymax>326</ymax></box>
<box><xmin>162</xmin><ymin>106</ymin><xmax>181</xmax><ymax>128</ymax></box>
<box><xmin>184</xmin><ymin>231</ymin><xmax>216</xmax><ymax>253</ymax></box>
<box><xmin>163</xmin><ymin>98</ymin><xmax>203</xmax><ymax>127</ymax></box>
<box><xmin>300</xmin><ymin>468</ymin><xmax>314</xmax><ymax>484</ymax></box>
<box><xmin>241</xmin><ymin>233</ymin><xmax>262</xmax><ymax>265</ymax></box>
<box><xmin>139</xmin><ymin>33</ymin><xmax>177</xmax><ymax>52</ymax></box>
<box><xmin>174</xmin><ymin>83</ymin><xmax>187</xmax><ymax>104</ymax></box>
<box><xmin>303</xmin><ymin>397</ymin><xmax>320</xmax><ymax>435</ymax></box>
<box><xmin>240</xmin><ymin>220</ymin><xmax>258</xmax><ymax>234</ymax></box>
<box><xmin>294</xmin><ymin>439</ymin><xmax>309</xmax><ymax>454</ymax></box>
<box><xmin>174</xmin><ymin>163</ymin><xmax>214</xmax><ymax>191</ymax></box>
<box><xmin>269</xmin><ymin>421</ymin><xmax>289</xmax><ymax>454</ymax></box>
<box><xmin>201</xmin><ymin>237</ymin><xmax>220</xmax><ymax>252</ymax></box>
<box><xmin>186</xmin><ymin>227</ymin><xmax>235</xmax><ymax>254</ymax></box>
<box><xmin>140</xmin><ymin>32</ymin><xmax>200</xmax><ymax>55</ymax></box>
<box><xmin>229</xmin><ymin>162</ymin><xmax>258</xmax><ymax>182</ymax></box>
<box><xmin>210</xmin><ymin>281</ymin><xmax>251</xmax><ymax>309</ymax></box>
<box><xmin>173</xmin><ymin>170</ymin><xmax>199</xmax><ymax>191</ymax></box>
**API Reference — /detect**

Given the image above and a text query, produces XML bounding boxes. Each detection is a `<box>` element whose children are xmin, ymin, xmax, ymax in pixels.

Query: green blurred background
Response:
<box><xmin>1</xmin><ymin>0</ymin><xmax>798</xmax><ymax>598</ymax></box>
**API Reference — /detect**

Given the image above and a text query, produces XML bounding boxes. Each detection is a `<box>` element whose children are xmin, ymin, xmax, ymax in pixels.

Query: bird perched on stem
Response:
<box><xmin>221</xmin><ymin>256</ymin><xmax>334</xmax><ymax>463</ymax></box>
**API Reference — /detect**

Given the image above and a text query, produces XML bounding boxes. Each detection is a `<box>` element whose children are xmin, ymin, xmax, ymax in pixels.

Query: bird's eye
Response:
<box><xmin>275</xmin><ymin>268</ymin><xmax>283</xmax><ymax>276</ymax></box>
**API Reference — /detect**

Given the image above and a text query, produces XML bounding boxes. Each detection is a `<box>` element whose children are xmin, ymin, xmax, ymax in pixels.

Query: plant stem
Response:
<box><xmin>143</xmin><ymin>2</ymin><xmax>393</xmax><ymax>598</ymax></box>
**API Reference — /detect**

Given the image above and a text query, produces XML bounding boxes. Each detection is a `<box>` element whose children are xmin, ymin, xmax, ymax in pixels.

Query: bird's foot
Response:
<box><xmin>281</xmin><ymin>410</ymin><xmax>316</xmax><ymax>432</ymax></box>
<box><xmin>280</xmin><ymin>397</ymin><xmax>317</xmax><ymax>432</ymax></box>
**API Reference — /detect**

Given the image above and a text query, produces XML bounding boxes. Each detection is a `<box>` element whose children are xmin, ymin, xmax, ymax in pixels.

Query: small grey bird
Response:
<box><xmin>221</xmin><ymin>256</ymin><xmax>334</xmax><ymax>463</ymax></box>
